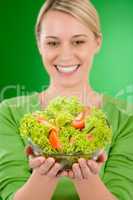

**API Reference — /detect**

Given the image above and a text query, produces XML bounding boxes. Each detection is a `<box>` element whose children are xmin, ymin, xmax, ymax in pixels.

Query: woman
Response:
<box><xmin>0</xmin><ymin>0</ymin><xmax>133</xmax><ymax>200</ymax></box>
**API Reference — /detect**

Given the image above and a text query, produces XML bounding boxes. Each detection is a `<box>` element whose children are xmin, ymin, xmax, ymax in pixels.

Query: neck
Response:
<box><xmin>41</xmin><ymin>81</ymin><xmax>103</xmax><ymax>108</ymax></box>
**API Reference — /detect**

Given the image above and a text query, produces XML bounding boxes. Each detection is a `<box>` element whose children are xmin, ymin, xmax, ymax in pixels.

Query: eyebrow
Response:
<box><xmin>45</xmin><ymin>34</ymin><xmax>88</xmax><ymax>39</ymax></box>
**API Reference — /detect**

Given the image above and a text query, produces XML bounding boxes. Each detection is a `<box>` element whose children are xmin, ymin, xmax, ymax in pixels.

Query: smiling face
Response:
<box><xmin>38</xmin><ymin>10</ymin><xmax>101</xmax><ymax>88</ymax></box>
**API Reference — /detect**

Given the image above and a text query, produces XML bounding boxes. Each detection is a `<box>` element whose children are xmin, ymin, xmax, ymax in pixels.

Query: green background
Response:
<box><xmin>0</xmin><ymin>0</ymin><xmax>133</xmax><ymax>102</ymax></box>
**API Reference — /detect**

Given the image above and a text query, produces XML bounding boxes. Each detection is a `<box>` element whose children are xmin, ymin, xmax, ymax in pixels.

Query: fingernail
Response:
<box><xmin>47</xmin><ymin>157</ymin><xmax>55</xmax><ymax>164</ymax></box>
<box><xmin>78</xmin><ymin>158</ymin><xmax>85</xmax><ymax>163</ymax></box>
<box><xmin>38</xmin><ymin>157</ymin><xmax>45</xmax><ymax>164</ymax></box>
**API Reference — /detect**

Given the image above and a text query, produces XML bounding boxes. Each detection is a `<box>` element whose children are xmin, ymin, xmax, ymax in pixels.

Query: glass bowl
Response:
<box><xmin>42</xmin><ymin>151</ymin><xmax>100</xmax><ymax>170</ymax></box>
<box><xmin>26</xmin><ymin>138</ymin><xmax>100</xmax><ymax>170</ymax></box>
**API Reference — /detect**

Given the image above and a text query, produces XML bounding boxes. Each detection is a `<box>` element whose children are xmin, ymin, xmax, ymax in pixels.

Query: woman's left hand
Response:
<box><xmin>68</xmin><ymin>151</ymin><xmax>107</xmax><ymax>180</ymax></box>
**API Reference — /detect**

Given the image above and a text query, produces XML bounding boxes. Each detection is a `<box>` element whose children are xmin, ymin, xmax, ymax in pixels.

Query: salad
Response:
<box><xmin>19</xmin><ymin>96</ymin><xmax>112</xmax><ymax>168</ymax></box>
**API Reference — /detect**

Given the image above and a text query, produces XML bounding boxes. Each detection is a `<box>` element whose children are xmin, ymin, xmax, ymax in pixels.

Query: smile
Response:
<box><xmin>54</xmin><ymin>64</ymin><xmax>80</xmax><ymax>74</ymax></box>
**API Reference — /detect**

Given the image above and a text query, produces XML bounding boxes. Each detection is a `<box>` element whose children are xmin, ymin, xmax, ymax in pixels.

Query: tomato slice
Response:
<box><xmin>25</xmin><ymin>145</ymin><xmax>34</xmax><ymax>156</ymax></box>
<box><xmin>72</xmin><ymin>107</ymin><xmax>91</xmax><ymax>130</ymax></box>
<box><xmin>72</xmin><ymin>119</ymin><xmax>85</xmax><ymax>129</ymax></box>
<box><xmin>72</xmin><ymin>111</ymin><xmax>85</xmax><ymax>129</ymax></box>
<box><xmin>49</xmin><ymin>129</ymin><xmax>61</xmax><ymax>150</ymax></box>
<box><xmin>86</xmin><ymin>133</ymin><xmax>94</xmax><ymax>141</ymax></box>
<box><xmin>37</xmin><ymin>116</ymin><xmax>52</xmax><ymax>127</ymax></box>
<box><xmin>97</xmin><ymin>153</ymin><xmax>105</xmax><ymax>162</ymax></box>
<box><xmin>37</xmin><ymin>116</ymin><xmax>45</xmax><ymax>123</ymax></box>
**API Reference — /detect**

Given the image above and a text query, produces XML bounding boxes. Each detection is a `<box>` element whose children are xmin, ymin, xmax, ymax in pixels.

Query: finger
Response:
<box><xmin>87</xmin><ymin>160</ymin><xmax>99</xmax><ymax>174</ymax></box>
<box><xmin>72</xmin><ymin>163</ymin><xmax>83</xmax><ymax>180</ymax></box>
<box><xmin>47</xmin><ymin>163</ymin><xmax>63</xmax><ymax>177</ymax></box>
<box><xmin>39</xmin><ymin>157</ymin><xmax>55</xmax><ymax>175</ymax></box>
<box><xmin>78</xmin><ymin>158</ymin><xmax>91</xmax><ymax>179</ymax></box>
<box><xmin>57</xmin><ymin>170</ymin><xmax>68</xmax><ymax>177</ymax></box>
<box><xmin>29</xmin><ymin>156</ymin><xmax>45</xmax><ymax>169</ymax></box>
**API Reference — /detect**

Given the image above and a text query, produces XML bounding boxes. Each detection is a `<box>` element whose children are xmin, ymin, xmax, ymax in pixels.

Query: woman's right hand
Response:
<box><xmin>26</xmin><ymin>144</ymin><xmax>67</xmax><ymax>178</ymax></box>
<box><xmin>29</xmin><ymin>155</ymin><xmax>67</xmax><ymax>178</ymax></box>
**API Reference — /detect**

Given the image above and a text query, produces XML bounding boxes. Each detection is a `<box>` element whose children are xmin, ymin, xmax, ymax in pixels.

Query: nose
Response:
<box><xmin>59</xmin><ymin>43</ymin><xmax>74</xmax><ymax>62</ymax></box>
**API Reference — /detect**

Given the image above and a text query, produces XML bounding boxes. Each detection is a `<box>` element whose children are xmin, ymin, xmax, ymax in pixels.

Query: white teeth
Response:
<box><xmin>56</xmin><ymin>65</ymin><xmax>79</xmax><ymax>73</ymax></box>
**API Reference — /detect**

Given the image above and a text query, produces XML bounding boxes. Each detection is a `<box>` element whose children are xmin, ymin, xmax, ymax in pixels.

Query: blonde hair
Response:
<box><xmin>35</xmin><ymin>0</ymin><xmax>101</xmax><ymax>42</ymax></box>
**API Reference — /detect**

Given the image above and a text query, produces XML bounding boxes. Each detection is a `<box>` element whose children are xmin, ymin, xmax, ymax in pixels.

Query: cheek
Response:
<box><xmin>41</xmin><ymin>50</ymin><xmax>56</xmax><ymax>66</ymax></box>
<box><xmin>80</xmin><ymin>44</ymin><xmax>95</xmax><ymax>59</ymax></box>
<box><xmin>39</xmin><ymin>47</ymin><xmax>58</xmax><ymax>75</ymax></box>
<box><xmin>79</xmin><ymin>49</ymin><xmax>95</xmax><ymax>72</ymax></box>
<box><xmin>85</xmin><ymin>46</ymin><xmax>96</xmax><ymax>61</ymax></box>
<box><xmin>80</xmin><ymin>51</ymin><xmax>94</xmax><ymax>65</ymax></box>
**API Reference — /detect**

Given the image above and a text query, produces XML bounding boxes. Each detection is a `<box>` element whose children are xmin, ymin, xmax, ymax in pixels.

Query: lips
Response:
<box><xmin>54</xmin><ymin>64</ymin><xmax>80</xmax><ymax>74</ymax></box>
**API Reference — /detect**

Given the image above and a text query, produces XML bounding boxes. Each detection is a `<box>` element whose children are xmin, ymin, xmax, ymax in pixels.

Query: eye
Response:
<box><xmin>46</xmin><ymin>41</ymin><xmax>59</xmax><ymax>47</ymax></box>
<box><xmin>73</xmin><ymin>40</ymin><xmax>85</xmax><ymax>46</ymax></box>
